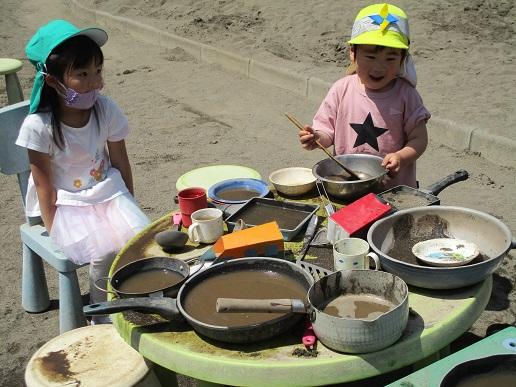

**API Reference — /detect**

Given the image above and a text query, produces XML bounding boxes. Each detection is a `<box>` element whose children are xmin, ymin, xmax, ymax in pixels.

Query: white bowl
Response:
<box><xmin>269</xmin><ymin>167</ymin><xmax>316</xmax><ymax>196</ymax></box>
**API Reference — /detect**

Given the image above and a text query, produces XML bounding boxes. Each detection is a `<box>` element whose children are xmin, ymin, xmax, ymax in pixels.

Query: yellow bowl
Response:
<box><xmin>269</xmin><ymin>167</ymin><xmax>316</xmax><ymax>196</ymax></box>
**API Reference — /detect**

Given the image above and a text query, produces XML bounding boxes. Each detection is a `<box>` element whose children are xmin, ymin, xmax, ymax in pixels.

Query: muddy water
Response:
<box><xmin>183</xmin><ymin>270</ymin><xmax>307</xmax><ymax>327</ymax></box>
<box><xmin>386</xmin><ymin>214</ymin><xmax>490</xmax><ymax>266</ymax></box>
<box><xmin>322</xmin><ymin>294</ymin><xmax>395</xmax><ymax>320</ymax></box>
<box><xmin>217</xmin><ymin>188</ymin><xmax>260</xmax><ymax>201</ymax></box>
<box><xmin>234</xmin><ymin>202</ymin><xmax>310</xmax><ymax>230</ymax></box>
<box><xmin>454</xmin><ymin>371</ymin><xmax>516</xmax><ymax>386</ymax></box>
<box><xmin>117</xmin><ymin>268</ymin><xmax>185</xmax><ymax>293</ymax></box>
<box><xmin>325</xmin><ymin>172</ymin><xmax>372</xmax><ymax>182</ymax></box>
<box><xmin>380</xmin><ymin>190</ymin><xmax>433</xmax><ymax>210</ymax></box>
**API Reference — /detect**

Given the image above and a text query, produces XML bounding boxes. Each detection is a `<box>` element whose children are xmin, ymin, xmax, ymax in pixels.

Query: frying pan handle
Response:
<box><xmin>511</xmin><ymin>238</ymin><xmax>516</xmax><ymax>250</ymax></box>
<box><xmin>83</xmin><ymin>297</ymin><xmax>184</xmax><ymax>322</ymax></box>
<box><xmin>216</xmin><ymin>298</ymin><xmax>307</xmax><ymax>313</ymax></box>
<box><xmin>425</xmin><ymin>169</ymin><xmax>469</xmax><ymax>196</ymax></box>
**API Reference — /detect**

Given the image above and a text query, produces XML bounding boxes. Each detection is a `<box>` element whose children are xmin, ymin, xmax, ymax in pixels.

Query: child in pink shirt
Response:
<box><xmin>299</xmin><ymin>3</ymin><xmax>430</xmax><ymax>188</ymax></box>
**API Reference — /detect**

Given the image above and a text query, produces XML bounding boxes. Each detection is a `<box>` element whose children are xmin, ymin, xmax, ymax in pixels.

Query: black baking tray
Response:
<box><xmin>224</xmin><ymin>197</ymin><xmax>319</xmax><ymax>241</ymax></box>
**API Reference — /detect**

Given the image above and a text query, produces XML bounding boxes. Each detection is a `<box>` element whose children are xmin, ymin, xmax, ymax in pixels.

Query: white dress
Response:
<box><xmin>16</xmin><ymin>95</ymin><xmax>149</xmax><ymax>265</ymax></box>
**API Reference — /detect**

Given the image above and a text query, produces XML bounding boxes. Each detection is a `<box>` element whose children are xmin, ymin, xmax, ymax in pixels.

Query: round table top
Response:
<box><xmin>0</xmin><ymin>58</ymin><xmax>23</xmax><ymax>74</ymax></box>
<box><xmin>110</xmin><ymin>212</ymin><xmax>492</xmax><ymax>386</ymax></box>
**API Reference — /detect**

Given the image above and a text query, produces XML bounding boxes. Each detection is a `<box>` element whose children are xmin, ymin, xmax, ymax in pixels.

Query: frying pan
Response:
<box><xmin>377</xmin><ymin>170</ymin><xmax>469</xmax><ymax>211</ymax></box>
<box><xmin>84</xmin><ymin>257</ymin><xmax>314</xmax><ymax>344</ymax></box>
<box><xmin>95</xmin><ymin>256</ymin><xmax>190</xmax><ymax>298</ymax></box>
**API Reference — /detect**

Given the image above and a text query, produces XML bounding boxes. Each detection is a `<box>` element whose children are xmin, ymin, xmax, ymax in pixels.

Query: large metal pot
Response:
<box><xmin>367</xmin><ymin>206</ymin><xmax>516</xmax><ymax>289</ymax></box>
<box><xmin>312</xmin><ymin>154</ymin><xmax>386</xmax><ymax>201</ymax></box>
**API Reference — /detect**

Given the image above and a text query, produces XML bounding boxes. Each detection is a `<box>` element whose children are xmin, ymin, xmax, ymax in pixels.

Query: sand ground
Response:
<box><xmin>1</xmin><ymin>0</ymin><xmax>515</xmax><ymax>385</ymax></box>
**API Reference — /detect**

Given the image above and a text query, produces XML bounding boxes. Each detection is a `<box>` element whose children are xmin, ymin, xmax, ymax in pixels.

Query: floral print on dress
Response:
<box><xmin>90</xmin><ymin>159</ymin><xmax>105</xmax><ymax>182</ymax></box>
<box><xmin>74</xmin><ymin>179</ymin><xmax>82</xmax><ymax>189</ymax></box>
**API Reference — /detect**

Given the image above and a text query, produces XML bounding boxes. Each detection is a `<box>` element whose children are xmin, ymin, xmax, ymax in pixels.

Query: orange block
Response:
<box><xmin>212</xmin><ymin>221</ymin><xmax>284</xmax><ymax>260</ymax></box>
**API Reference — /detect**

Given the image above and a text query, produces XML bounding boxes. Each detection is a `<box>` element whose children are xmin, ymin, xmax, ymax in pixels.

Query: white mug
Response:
<box><xmin>333</xmin><ymin>238</ymin><xmax>381</xmax><ymax>271</ymax></box>
<box><xmin>188</xmin><ymin>208</ymin><xmax>224</xmax><ymax>244</ymax></box>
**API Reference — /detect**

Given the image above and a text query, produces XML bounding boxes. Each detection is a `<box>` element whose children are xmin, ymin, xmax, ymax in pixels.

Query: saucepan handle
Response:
<box><xmin>425</xmin><ymin>169</ymin><xmax>469</xmax><ymax>196</ymax></box>
<box><xmin>216</xmin><ymin>298</ymin><xmax>307</xmax><ymax>313</ymax></box>
<box><xmin>511</xmin><ymin>238</ymin><xmax>516</xmax><ymax>250</ymax></box>
<box><xmin>83</xmin><ymin>297</ymin><xmax>184</xmax><ymax>322</ymax></box>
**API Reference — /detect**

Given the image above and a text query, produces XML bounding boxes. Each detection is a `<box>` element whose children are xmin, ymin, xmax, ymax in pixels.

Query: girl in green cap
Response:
<box><xmin>299</xmin><ymin>3</ymin><xmax>430</xmax><ymax>189</ymax></box>
<box><xmin>16</xmin><ymin>20</ymin><xmax>149</xmax><ymax>319</ymax></box>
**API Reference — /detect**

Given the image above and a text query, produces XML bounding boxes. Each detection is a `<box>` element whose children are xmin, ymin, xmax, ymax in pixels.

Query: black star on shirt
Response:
<box><xmin>350</xmin><ymin>113</ymin><xmax>388</xmax><ymax>152</ymax></box>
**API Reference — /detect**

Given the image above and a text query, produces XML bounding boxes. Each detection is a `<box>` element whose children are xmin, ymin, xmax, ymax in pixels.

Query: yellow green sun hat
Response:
<box><xmin>348</xmin><ymin>3</ymin><xmax>409</xmax><ymax>49</ymax></box>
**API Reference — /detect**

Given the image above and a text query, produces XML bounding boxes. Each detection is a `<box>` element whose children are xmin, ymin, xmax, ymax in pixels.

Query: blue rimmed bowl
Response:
<box><xmin>208</xmin><ymin>178</ymin><xmax>270</xmax><ymax>204</ymax></box>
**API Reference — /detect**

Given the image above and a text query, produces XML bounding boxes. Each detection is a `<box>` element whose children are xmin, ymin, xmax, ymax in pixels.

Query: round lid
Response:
<box><xmin>176</xmin><ymin>165</ymin><xmax>261</xmax><ymax>191</ymax></box>
<box><xmin>25</xmin><ymin>325</ymin><xmax>150</xmax><ymax>387</ymax></box>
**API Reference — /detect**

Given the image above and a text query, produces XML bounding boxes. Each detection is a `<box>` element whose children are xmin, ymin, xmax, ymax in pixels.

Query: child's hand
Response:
<box><xmin>298</xmin><ymin>126</ymin><xmax>319</xmax><ymax>150</ymax></box>
<box><xmin>382</xmin><ymin>153</ymin><xmax>402</xmax><ymax>177</ymax></box>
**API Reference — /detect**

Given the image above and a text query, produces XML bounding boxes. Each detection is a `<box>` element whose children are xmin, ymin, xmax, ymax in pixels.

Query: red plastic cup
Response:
<box><xmin>177</xmin><ymin>187</ymin><xmax>207</xmax><ymax>227</ymax></box>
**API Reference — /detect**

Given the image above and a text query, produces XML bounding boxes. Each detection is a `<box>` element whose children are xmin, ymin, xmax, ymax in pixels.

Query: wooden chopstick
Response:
<box><xmin>284</xmin><ymin>112</ymin><xmax>360</xmax><ymax>180</ymax></box>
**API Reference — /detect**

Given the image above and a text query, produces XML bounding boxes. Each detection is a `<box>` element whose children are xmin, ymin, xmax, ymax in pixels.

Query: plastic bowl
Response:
<box><xmin>269</xmin><ymin>167</ymin><xmax>316</xmax><ymax>196</ymax></box>
<box><xmin>208</xmin><ymin>178</ymin><xmax>269</xmax><ymax>204</ymax></box>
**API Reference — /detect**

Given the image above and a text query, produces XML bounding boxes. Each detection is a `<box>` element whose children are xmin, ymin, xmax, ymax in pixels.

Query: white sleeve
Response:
<box><xmin>98</xmin><ymin>96</ymin><xmax>130</xmax><ymax>142</ymax></box>
<box><xmin>15</xmin><ymin>113</ymin><xmax>52</xmax><ymax>154</ymax></box>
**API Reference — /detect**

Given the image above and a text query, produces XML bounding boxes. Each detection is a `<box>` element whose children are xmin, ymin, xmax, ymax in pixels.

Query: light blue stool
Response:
<box><xmin>0</xmin><ymin>58</ymin><xmax>24</xmax><ymax>104</ymax></box>
<box><xmin>0</xmin><ymin>101</ymin><xmax>87</xmax><ymax>333</ymax></box>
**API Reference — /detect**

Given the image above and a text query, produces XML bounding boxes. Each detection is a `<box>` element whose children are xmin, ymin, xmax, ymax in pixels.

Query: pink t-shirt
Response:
<box><xmin>313</xmin><ymin>74</ymin><xmax>431</xmax><ymax>188</ymax></box>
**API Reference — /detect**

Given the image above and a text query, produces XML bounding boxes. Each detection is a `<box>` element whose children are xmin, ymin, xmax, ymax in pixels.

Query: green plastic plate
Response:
<box><xmin>175</xmin><ymin>165</ymin><xmax>261</xmax><ymax>192</ymax></box>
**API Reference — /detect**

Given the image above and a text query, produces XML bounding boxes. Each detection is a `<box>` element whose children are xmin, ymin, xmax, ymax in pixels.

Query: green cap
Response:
<box><xmin>25</xmin><ymin>19</ymin><xmax>108</xmax><ymax>113</ymax></box>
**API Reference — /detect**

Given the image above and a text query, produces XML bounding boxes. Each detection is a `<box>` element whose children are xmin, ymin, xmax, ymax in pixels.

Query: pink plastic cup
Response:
<box><xmin>177</xmin><ymin>187</ymin><xmax>207</xmax><ymax>227</ymax></box>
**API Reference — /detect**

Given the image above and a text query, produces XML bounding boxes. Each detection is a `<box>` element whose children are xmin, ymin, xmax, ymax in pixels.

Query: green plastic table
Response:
<box><xmin>110</xmin><ymin>213</ymin><xmax>492</xmax><ymax>387</ymax></box>
<box><xmin>387</xmin><ymin>326</ymin><xmax>516</xmax><ymax>386</ymax></box>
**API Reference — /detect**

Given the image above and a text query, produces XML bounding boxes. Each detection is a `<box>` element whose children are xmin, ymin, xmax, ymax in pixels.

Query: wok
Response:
<box><xmin>367</xmin><ymin>206</ymin><xmax>516</xmax><ymax>289</ymax></box>
<box><xmin>84</xmin><ymin>257</ymin><xmax>314</xmax><ymax>344</ymax></box>
<box><xmin>312</xmin><ymin>154</ymin><xmax>386</xmax><ymax>201</ymax></box>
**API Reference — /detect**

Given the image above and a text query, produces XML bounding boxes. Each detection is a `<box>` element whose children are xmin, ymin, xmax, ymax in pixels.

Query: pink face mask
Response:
<box><xmin>56</xmin><ymin>80</ymin><xmax>101</xmax><ymax>109</ymax></box>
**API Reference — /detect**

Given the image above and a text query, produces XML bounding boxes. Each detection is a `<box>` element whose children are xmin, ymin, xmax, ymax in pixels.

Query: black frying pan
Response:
<box><xmin>84</xmin><ymin>257</ymin><xmax>314</xmax><ymax>344</ymax></box>
<box><xmin>377</xmin><ymin>170</ymin><xmax>469</xmax><ymax>211</ymax></box>
<box><xmin>98</xmin><ymin>256</ymin><xmax>190</xmax><ymax>299</ymax></box>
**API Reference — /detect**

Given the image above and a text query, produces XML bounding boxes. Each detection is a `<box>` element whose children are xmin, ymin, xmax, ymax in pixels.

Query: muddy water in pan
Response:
<box><xmin>322</xmin><ymin>294</ymin><xmax>395</xmax><ymax>320</ymax></box>
<box><xmin>235</xmin><ymin>203</ymin><xmax>309</xmax><ymax>230</ymax></box>
<box><xmin>183</xmin><ymin>270</ymin><xmax>307</xmax><ymax>326</ymax></box>
<box><xmin>454</xmin><ymin>372</ymin><xmax>516</xmax><ymax>387</ymax></box>
<box><xmin>325</xmin><ymin>173</ymin><xmax>372</xmax><ymax>182</ymax></box>
<box><xmin>217</xmin><ymin>188</ymin><xmax>260</xmax><ymax>201</ymax></box>
<box><xmin>117</xmin><ymin>269</ymin><xmax>185</xmax><ymax>294</ymax></box>
<box><xmin>387</xmin><ymin>214</ymin><xmax>490</xmax><ymax>266</ymax></box>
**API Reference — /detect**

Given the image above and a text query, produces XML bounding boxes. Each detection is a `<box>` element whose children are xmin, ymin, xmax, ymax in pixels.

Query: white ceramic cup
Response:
<box><xmin>188</xmin><ymin>208</ymin><xmax>224</xmax><ymax>244</ymax></box>
<box><xmin>333</xmin><ymin>238</ymin><xmax>381</xmax><ymax>271</ymax></box>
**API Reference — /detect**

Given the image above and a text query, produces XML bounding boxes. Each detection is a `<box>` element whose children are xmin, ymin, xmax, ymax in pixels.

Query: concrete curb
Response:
<box><xmin>69</xmin><ymin>0</ymin><xmax>516</xmax><ymax>167</ymax></box>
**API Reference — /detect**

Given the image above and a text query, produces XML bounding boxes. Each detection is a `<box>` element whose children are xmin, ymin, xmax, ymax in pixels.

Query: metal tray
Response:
<box><xmin>224</xmin><ymin>197</ymin><xmax>319</xmax><ymax>241</ymax></box>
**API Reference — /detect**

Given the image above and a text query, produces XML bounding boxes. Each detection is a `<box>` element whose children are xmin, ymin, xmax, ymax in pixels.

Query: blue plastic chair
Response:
<box><xmin>0</xmin><ymin>100</ymin><xmax>87</xmax><ymax>333</ymax></box>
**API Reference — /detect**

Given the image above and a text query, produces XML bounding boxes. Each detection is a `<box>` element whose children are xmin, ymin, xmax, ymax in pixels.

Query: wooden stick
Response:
<box><xmin>284</xmin><ymin>112</ymin><xmax>360</xmax><ymax>180</ymax></box>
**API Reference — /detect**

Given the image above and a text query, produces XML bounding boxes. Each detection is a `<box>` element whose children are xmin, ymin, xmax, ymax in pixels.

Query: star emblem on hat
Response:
<box><xmin>350</xmin><ymin>113</ymin><xmax>388</xmax><ymax>151</ymax></box>
<box><xmin>369</xmin><ymin>3</ymin><xmax>398</xmax><ymax>31</ymax></box>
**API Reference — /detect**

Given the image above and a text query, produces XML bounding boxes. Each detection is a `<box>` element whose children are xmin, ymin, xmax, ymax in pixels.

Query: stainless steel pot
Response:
<box><xmin>308</xmin><ymin>269</ymin><xmax>408</xmax><ymax>353</ymax></box>
<box><xmin>312</xmin><ymin>154</ymin><xmax>386</xmax><ymax>201</ymax></box>
<box><xmin>367</xmin><ymin>206</ymin><xmax>516</xmax><ymax>289</ymax></box>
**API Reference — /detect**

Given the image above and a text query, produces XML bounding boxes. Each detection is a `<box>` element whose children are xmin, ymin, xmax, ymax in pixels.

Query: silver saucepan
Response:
<box><xmin>312</xmin><ymin>154</ymin><xmax>386</xmax><ymax>201</ymax></box>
